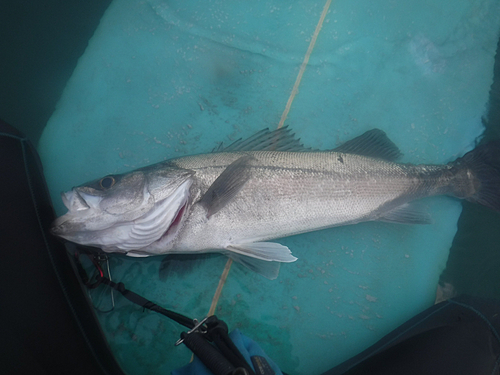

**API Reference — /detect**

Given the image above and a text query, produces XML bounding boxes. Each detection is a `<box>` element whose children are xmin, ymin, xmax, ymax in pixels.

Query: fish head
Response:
<box><xmin>51</xmin><ymin>164</ymin><xmax>194</xmax><ymax>254</ymax></box>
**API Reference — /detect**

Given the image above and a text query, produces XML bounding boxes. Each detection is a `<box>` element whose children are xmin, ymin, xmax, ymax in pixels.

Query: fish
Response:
<box><xmin>52</xmin><ymin>127</ymin><xmax>500</xmax><ymax>279</ymax></box>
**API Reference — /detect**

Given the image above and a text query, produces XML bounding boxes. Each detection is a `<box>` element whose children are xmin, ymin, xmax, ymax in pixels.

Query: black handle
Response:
<box><xmin>181</xmin><ymin>331</ymin><xmax>236</xmax><ymax>375</ymax></box>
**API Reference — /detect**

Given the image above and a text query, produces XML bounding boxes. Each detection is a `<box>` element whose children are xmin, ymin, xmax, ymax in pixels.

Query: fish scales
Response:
<box><xmin>51</xmin><ymin>128</ymin><xmax>500</xmax><ymax>278</ymax></box>
<box><xmin>169</xmin><ymin>151</ymin><xmax>445</xmax><ymax>251</ymax></box>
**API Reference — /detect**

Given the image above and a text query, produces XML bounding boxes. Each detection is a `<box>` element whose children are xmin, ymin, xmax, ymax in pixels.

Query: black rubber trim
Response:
<box><xmin>0</xmin><ymin>119</ymin><xmax>127</xmax><ymax>375</ymax></box>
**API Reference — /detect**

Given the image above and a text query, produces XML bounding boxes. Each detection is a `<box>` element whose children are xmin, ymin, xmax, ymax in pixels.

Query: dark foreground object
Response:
<box><xmin>0</xmin><ymin>119</ymin><xmax>125</xmax><ymax>375</ymax></box>
<box><xmin>323</xmin><ymin>294</ymin><xmax>500</xmax><ymax>375</ymax></box>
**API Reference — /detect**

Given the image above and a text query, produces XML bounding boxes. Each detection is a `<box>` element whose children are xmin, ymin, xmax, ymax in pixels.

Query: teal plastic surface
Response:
<box><xmin>38</xmin><ymin>0</ymin><xmax>500</xmax><ymax>373</ymax></box>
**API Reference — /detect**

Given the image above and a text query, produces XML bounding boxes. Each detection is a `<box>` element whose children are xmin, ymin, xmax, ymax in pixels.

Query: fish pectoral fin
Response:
<box><xmin>332</xmin><ymin>129</ymin><xmax>402</xmax><ymax>161</ymax></box>
<box><xmin>199</xmin><ymin>155</ymin><xmax>254</xmax><ymax>218</ymax></box>
<box><xmin>226</xmin><ymin>253</ymin><xmax>281</xmax><ymax>280</ymax></box>
<box><xmin>378</xmin><ymin>203</ymin><xmax>433</xmax><ymax>224</ymax></box>
<box><xmin>226</xmin><ymin>242</ymin><xmax>298</xmax><ymax>262</ymax></box>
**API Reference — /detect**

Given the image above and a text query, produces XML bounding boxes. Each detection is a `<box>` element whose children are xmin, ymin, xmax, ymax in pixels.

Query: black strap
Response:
<box><xmin>75</xmin><ymin>249</ymin><xmax>257</xmax><ymax>375</ymax></box>
<box><xmin>205</xmin><ymin>316</ymin><xmax>255</xmax><ymax>375</ymax></box>
<box><xmin>181</xmin><ymin>331</ymin><xmax>237</xmax><ymax>375</ymax></box>
<box><xmin>99</xmin><ymin>277</ymin><xmax>195</xmax><ymax>330</ymax></box>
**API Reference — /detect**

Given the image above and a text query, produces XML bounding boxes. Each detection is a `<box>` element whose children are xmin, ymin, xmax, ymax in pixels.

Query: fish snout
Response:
<box><xmin>50</xmin><ymin>214</ymin><xmax>78</xmax><ymax>237</ymax></box>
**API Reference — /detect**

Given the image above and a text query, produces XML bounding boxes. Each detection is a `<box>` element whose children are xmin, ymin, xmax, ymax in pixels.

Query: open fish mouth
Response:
<box><xmin>51</xmin><ymin>189</ymin><xmax>109</xmax><ymax>235</ymax></box>
<box><xmin>61</xmin><ymin>189</ymin><xmax>102</xmax><ymax>212</ymax></box>
<box><xmin>52</xmin><ymin>179</ymin><xmax>192</xmax><ymax>252</ymax></box>
<box><xmin>52</xmin><ymin>191</ymin><xmax>98</xmax><ymax>235</ymax></box>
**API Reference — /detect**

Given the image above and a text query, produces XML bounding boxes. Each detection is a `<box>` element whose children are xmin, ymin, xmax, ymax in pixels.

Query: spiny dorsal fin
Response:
<box><xmin>217</xmin><ymin>126</ymin><xmax>312</xmax><ymax>152</ymax></box>
<box><xmin>332</xmin><ymin>129</ymin><xmax>402</xmax><ymax>161</ymax></box>
<box><xmin>214</xmin><ymin>127</ymin><xmax>401</xmax><ymax>160</ymax></box>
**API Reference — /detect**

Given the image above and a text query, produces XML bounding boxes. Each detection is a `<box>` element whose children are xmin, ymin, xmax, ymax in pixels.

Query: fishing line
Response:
<box><xmin>208</xmin><ymin>0</ymin><xmax>333</xmax><ymax>316</ymax></box>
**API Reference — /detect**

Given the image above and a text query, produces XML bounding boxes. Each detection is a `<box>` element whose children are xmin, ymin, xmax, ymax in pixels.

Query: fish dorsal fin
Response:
<box><xmin>218</xmin><ymin>126</ymin><xmax>312</xmax><ymax>152</ymax></box>
<box><xmin>332</xmin><ymin>129</ymin><xmax>402</xmax><ymax>161</ymax></box>
<box><xmin>199</xmin><ymin>155</ymin><xmax>254</xmax><ymax>218</ymax></box>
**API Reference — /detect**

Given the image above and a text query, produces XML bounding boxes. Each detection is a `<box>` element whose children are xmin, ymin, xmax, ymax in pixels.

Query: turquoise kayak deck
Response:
<box><xmin>38</xmin><ymin>0</ymin><xmax>500</xmax><ymax>373</ymax></box>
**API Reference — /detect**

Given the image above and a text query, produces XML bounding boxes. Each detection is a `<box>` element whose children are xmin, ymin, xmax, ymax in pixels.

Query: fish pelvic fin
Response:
<box><xmin>226</xmin><ymin>242</ymin><xmax>298</xmax><ymax>262</ymax></box>
<box><xmin>225</xmin><ymin>242</ymin><xmax>297</xmax><ymax>280</ymax></box>
<box><xmin>451</xmin><ymin>140</ymin><xmax>500</xmax><ymax>212</ymax></box>
<box><xmin>225</xmin><ymin>253</ymin><xmax>282</xmax><ymax>280</ymax></box>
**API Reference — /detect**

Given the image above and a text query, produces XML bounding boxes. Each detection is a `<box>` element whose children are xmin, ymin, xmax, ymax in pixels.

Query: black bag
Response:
<box><xmin>323</xmin><ymin>295</ymin><xmax>500</xmax><ymax>375</ymax></box>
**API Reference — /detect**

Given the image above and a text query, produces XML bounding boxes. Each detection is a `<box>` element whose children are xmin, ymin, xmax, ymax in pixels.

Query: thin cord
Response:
<box><xmin>278</xmin><ymin>0</ymin><xmax>332</xmax><ymax>128</ymax></box>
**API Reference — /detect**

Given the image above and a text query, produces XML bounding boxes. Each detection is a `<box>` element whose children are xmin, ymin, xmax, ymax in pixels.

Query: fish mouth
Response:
<box><xmin>52</xmin><ymin>189</ymin><xmax>106</xmax><ymax>236</ymax></box>
<box><xmin>52</xmin><ymin>179</ymin><xmax>192</xmax><ymax>252</ymax></box>
<box><xmin>61</xmin><ymin>189</ymin><xmax>103</xmax><ymax>212</ymax></box>
<box><xmin>61</xmin><ymin>190</ymin><xmax>87</xmax><ymax>211</ymax></box>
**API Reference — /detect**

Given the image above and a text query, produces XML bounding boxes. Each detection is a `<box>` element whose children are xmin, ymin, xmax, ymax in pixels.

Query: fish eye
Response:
<box><xmin>99</xmin><ymin>176</ymin><xmax>116</xmax><ymax>190</ymax></box>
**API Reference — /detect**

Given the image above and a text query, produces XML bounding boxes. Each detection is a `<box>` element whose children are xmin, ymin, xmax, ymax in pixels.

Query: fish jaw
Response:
<box><xmin>52</xmin><ymin>179</ymin><xmax>193</xmax><ymax>254</ymax></box>
<box><xmin>52</xmin><ymin>181</ymin><xmax>152</xmax><ymax>235</ymax></box>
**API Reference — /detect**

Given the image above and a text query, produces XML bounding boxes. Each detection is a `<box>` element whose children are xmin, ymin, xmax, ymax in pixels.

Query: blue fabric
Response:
<box><xmin>172</xmin><ymin>329</ymin><xmax>283</xmax><ymax>375</ymax></box>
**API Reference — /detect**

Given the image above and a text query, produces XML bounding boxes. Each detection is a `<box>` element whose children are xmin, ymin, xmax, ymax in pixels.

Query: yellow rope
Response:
<box><xmin>207</xmin><ymin>0</ymin><xmax>332</xmax><ymax>315</ymax></box>
<box><xmin>208</xmin><ymin>258</ymin><xmax>233</xmax><ymax>316</ymax></box>
<box><xmin>278</xmin><ymin>0</ymin><xmax>332</xmax><ymax>128</ymax></box>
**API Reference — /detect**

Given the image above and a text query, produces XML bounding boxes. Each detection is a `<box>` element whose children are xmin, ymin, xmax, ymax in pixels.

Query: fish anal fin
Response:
<box><xmin>332</xmin><ymin>129</ymin><xmax>402</xmax><ymax>161</ymax></box>
<box><xmin>199</xmin><ymin>155</ymin><xmax>254</xmax><ymax>218</ymax></box>
<box><xmin>227</xmin><ymin>241</ymin><xmax>298</xmax><ymax>263</ymax></box>
<box><xmin>378</xmin><ymin>202</ymin><xmax>433</xmax><ymax>224</ymax></box>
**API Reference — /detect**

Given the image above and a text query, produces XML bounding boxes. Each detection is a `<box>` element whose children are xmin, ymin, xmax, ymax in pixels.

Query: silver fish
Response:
<box><xmin>52</xmin><ymin>128</ymin><xmax>500</xmax><ymax>278</ymax></box>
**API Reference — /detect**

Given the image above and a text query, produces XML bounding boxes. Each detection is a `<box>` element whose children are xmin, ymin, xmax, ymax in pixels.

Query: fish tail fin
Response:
<box><xmin>452</xmin><ymin>140</ymin><xmax>500</xmax><ymax>212</ymax></box>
